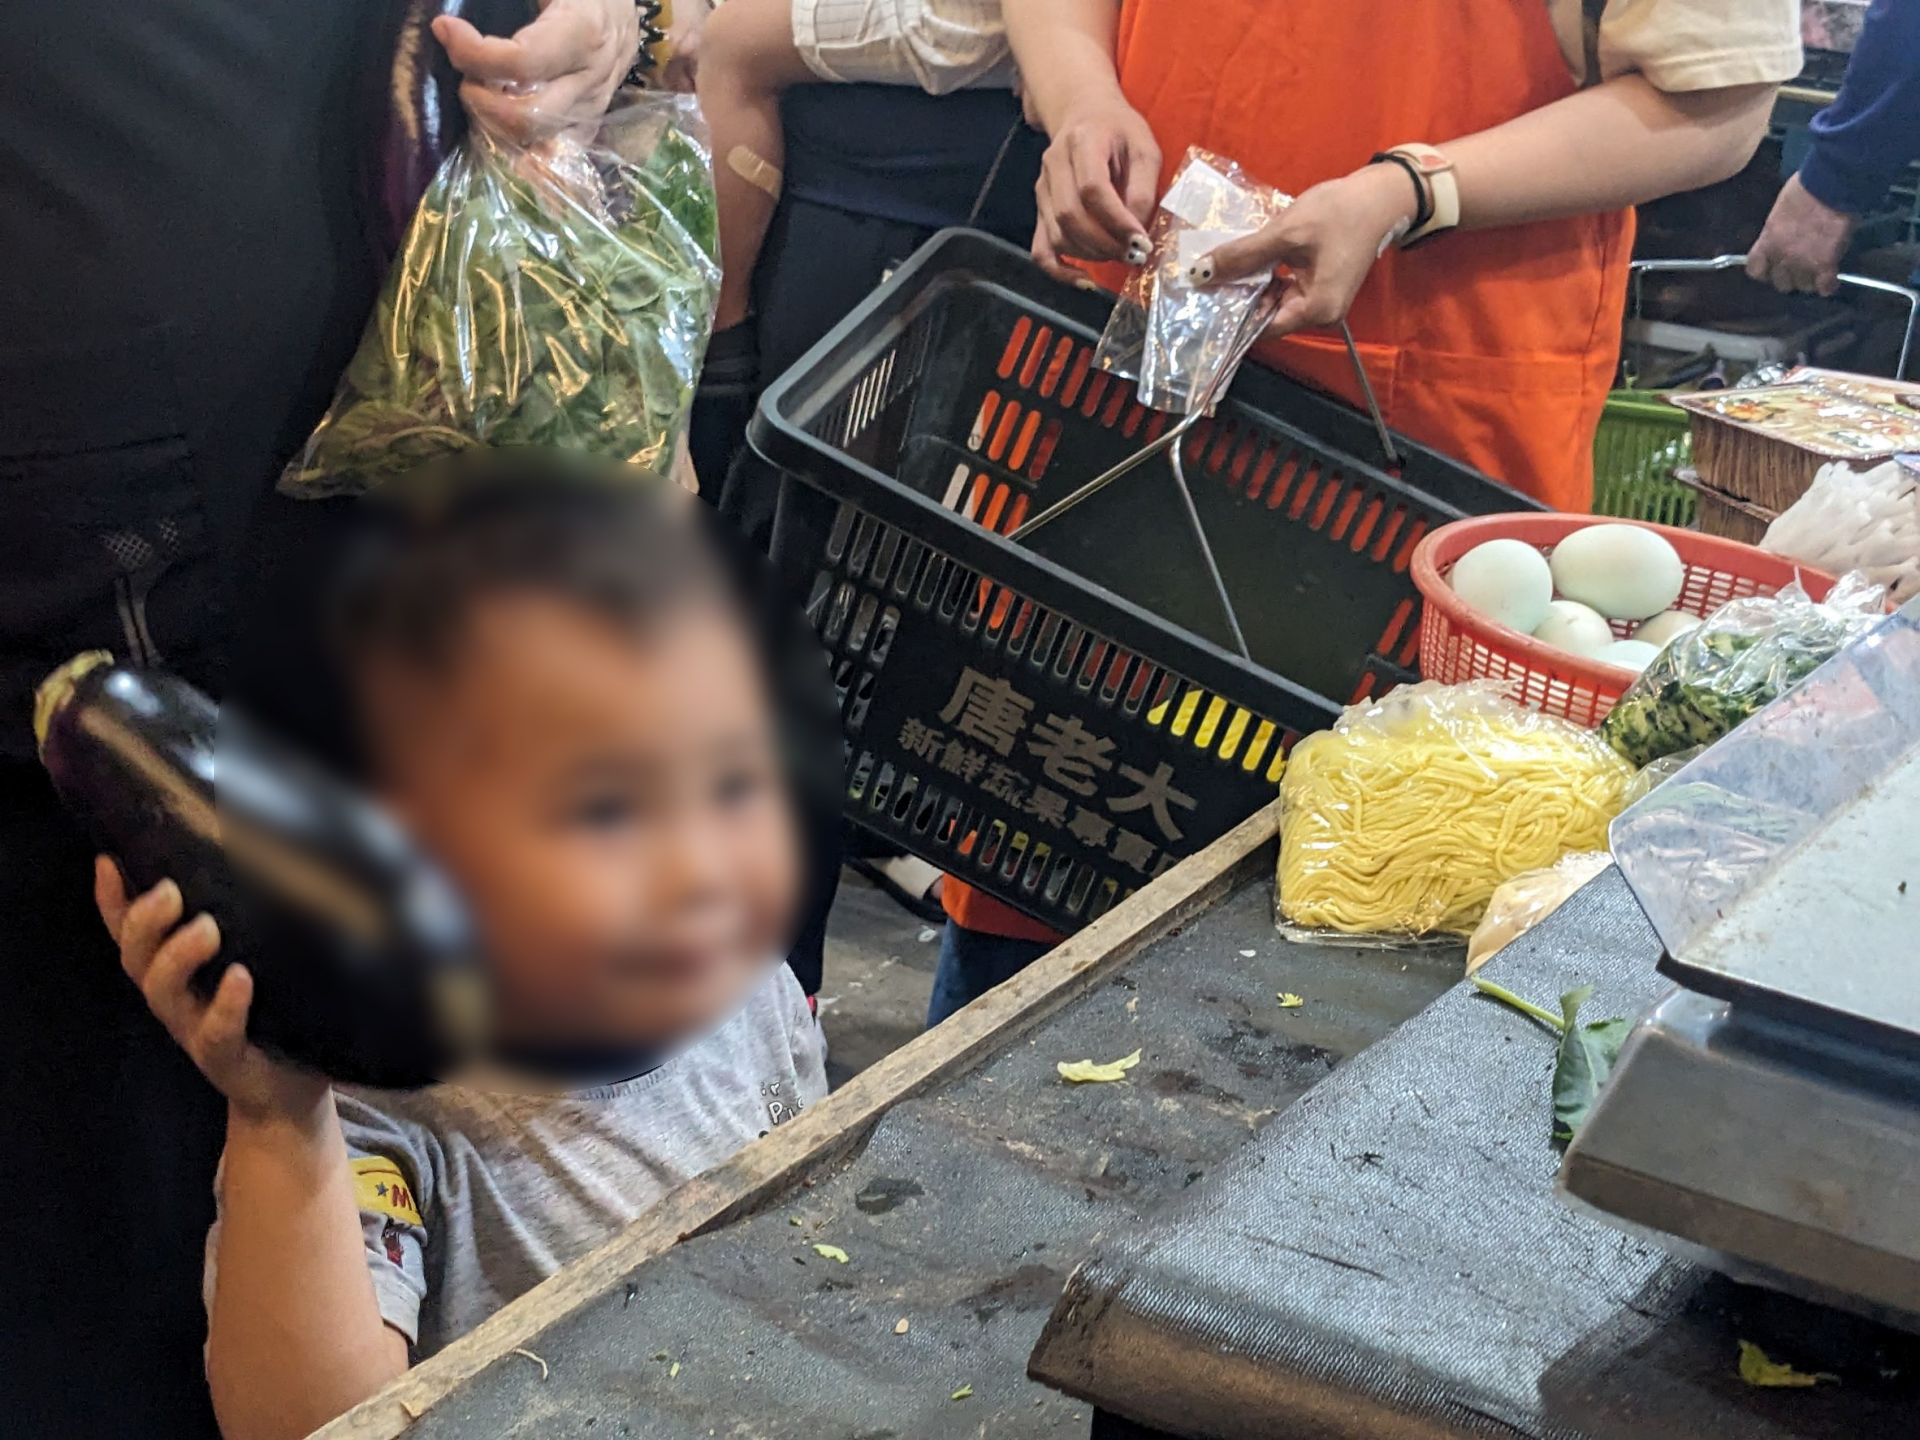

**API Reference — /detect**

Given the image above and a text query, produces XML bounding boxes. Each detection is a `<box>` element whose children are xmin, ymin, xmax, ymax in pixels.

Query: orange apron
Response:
<box><xmin>946</xmin><ymin>0</ymin><xmax>1631</xmax><ymax>941</ymax></box>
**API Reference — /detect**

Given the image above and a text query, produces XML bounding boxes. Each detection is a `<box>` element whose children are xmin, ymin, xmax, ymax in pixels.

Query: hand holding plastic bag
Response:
<box><xmin>1093</xmin><ymin>148</ymin><xmax>1288</xmax><ymax>415</ymax></box>
<box><xmin>283</xmin><ymin>90</ymin><xmax>718</xmax><ymax>498</ymax></box>
<box><xmin>434</xmin><ymin>0</ymin><xmax>644</xmax><ymax>141</ymax></box>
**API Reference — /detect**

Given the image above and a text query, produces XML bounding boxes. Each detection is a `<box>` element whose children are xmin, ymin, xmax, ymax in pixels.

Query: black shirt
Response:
<box><xmin>0</xmin><ymin>0</ymin><xmax>388</xmax><ymax>758</ymax></box>
<box><xmin>0</xmin><ymin>5</ymin><xmax>389</xmax><ymax>1435</ymax></box>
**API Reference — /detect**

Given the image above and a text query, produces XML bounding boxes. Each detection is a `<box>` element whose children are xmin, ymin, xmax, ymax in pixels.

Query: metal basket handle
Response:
<box><xmin>1629</xmin><ymin>253</ymin><xmax>1920</xmax><ymax>382</ymax></box>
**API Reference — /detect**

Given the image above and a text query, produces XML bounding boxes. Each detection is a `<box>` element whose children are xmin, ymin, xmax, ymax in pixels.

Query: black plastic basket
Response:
<box><xmin>750</xmin><ymin>229</ymin><xmax>1537</xmax><ymax>932</ymax></box>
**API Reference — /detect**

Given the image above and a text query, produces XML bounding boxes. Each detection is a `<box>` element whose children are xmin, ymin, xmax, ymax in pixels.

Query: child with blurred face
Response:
<box><xmin>99</xmin><ymin>462</ymin><xmax>827</xmax><ymax>1440</ymax></box>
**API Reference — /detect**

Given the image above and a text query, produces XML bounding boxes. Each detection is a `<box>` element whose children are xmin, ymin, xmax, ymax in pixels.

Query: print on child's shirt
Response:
<box><xmin>761</xmin><ymin>1078</ymin><xmax>805</xmax><ymax>1134</ymax></box>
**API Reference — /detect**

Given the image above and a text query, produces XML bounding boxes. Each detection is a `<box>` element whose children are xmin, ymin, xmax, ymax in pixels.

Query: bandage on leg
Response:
<box><xmin>728</xmin><ymin>146</ymin><xmax>783</xmax><ymax>201</ymax></box>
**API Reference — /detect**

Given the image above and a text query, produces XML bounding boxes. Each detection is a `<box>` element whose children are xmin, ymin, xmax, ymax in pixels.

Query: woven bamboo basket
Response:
<box><xmin>1674</xmin><ymin>466</ymin><xmax>1777</xmax><ymax>545</ymax></box>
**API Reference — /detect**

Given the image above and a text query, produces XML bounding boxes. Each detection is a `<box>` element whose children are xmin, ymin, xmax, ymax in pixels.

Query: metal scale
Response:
<box><xmin>1562</xmin><ymin>595</ymin><xmax>1920</xmax><ymax>1332</ymax></box>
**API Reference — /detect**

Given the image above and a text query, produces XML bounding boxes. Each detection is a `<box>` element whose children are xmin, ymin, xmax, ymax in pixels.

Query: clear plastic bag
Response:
<box><xmin>281</xmin><ymin>91</ymin><xmax>719</xmax><ymax>498</ymax></box>
<box><xmin>1620</xmin><ymin>745</ymin><xmax>1703</xmax><ymax>808</ymax></box>
<box><xmin>1276</xmin><ymin>682</ymin><xmax>1634</xmax><ymax>941</ymax></box>
<box><xmin>1598</xmin><ymin>573</ymin><xmax>1888</xmax><ymax>769</ymax></box>
<box><xmin>1464</xmin><ymin>852</ymin><xmax>1614</xmax><ymax>975</ymax></box>
<box><xmin>1761</xmin><ymin>458</ymin><xmax>1920</xmax><ymax>604</ymax></box>
<box><xmin>1093</xmin><ymin>148</ymin><xmax>1288</xmax><ymax>414</ymax></box>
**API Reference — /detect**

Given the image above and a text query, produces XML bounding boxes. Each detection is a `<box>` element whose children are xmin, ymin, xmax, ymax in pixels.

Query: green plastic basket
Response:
<box><xmin>1591</xmin><ymin>389</ymin><xmax>1695</xmax><ymax>525</ymax></box>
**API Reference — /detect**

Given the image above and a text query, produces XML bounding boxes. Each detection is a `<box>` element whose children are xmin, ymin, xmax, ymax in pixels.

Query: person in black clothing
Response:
<box><xmin>691</xmin><ymin>82</ymin><xmax>1043</xmax><ymax>531</ymax></box>
<box><xmin>0</xmin><ymin>5</ymin><xmax>652</xmax><ymax>1434</ymax></box>
<box><xmin>684</xmin><ymin>82</ymin><xmax>1044</xmax><ymax>961</ymax></box>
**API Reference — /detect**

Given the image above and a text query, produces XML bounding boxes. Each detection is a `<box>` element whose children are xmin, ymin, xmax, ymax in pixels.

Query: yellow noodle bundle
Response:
<box><xmin>1277</xmin><ymin>682</ymin><xmax>1634</xmax><ymax>938</ymax></box>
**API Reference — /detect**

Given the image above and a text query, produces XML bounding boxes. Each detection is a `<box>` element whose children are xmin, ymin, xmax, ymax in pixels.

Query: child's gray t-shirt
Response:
<box><xmin>205</xmin><ymin>965</ymin><xmax>827</xmax><ymax>1358</ymax></box>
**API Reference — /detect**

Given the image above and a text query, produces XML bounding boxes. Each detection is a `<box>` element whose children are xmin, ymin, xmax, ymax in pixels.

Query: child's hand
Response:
<box><xmin>96</xmin><ymin>859</ymin><xmax>330</xmax><ymax>1125</ymax></box>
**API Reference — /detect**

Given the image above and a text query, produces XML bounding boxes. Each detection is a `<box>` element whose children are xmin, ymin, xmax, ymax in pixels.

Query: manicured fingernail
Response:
<box><xmin>1125</xmin><ymin>235</ymin><xmax>1151</xmax><ymax>266</ymax></box>
<box><xmin>192</xmin><ymin>913</ymin><xmax>221</xmax><ymax>944</ymax></box>
<box><xmin>156</xmin><ymin>879</ymin><xmax>181</xmax><ymax>908</ymax></box>
<box><xmin>1075</xmin><ymin>277</ymin><xmax>1099</xmax><ymax>292</ymax></box>
<box><xmin>1187</xmin><ymin>256</ymin><xmax>1215</xmax><ymax>285</ymax></box>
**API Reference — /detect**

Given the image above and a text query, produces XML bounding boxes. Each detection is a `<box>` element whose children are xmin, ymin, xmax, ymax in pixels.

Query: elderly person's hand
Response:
<box><xmin>1746</xmin><ymin>173</ymin><xmax>1856</xmax><ymax>298</ymax></box>
<box><xmin>434</xmin><ymin>0</ymin><xmax>639</xmax><ymax>140</ymax></box>
<box><xmin>1030</xmin><ymin>93</ymin><xmax>1161</xmax><ymax>284</ymax></box>
<box><xmin>1192</xmin><ymin>164</ymin><xmax>1418</xmax><ymax>339</ymax></box>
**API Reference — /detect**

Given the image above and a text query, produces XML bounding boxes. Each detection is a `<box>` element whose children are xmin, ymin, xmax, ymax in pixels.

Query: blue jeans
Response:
<box><xmin>927</xmin><ymin>921</ymin><xmax>1053</xmax><ymax>1027</ymax></box>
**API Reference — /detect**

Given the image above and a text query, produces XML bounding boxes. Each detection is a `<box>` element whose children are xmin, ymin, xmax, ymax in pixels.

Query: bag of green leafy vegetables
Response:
<box><xmin>281</xmin><ymin>91</ymin><xmax>718</xmax><ymax>498</ymax></box>
<box><xmin>1599</xmin><ymin>572</ymin><xmax>1887</xmax><ymax>769</ymax></box>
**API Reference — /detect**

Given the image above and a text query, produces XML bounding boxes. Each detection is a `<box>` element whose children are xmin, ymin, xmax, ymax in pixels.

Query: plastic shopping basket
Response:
<box><xmin>748</xmin><ymin>229</ymin><xmax>1538</xmax><ymax>932</ymax></box>
<box><xmin>1591</xmin><ymin>389</ymin><xmax>1695</xmax><ymax>526</ymax></box>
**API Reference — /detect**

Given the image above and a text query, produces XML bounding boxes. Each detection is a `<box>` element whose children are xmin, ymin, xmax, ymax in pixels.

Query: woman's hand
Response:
<box><xmin>1193</xmin><ymin>164</ymin><xmax>1419</xmax><ymax>338</ymax></box>
<box><xmin>1032</xmin><ymin>94</ymin><xmax>1161</xmax><ymax>283</ymax></box>
<box><xmin>97</xmin><ymin>859</ymin><xmax>329</xmax><ymax>1126</ymax></box>
<box><xmin>434</xmin><ymin>0</ymin><xmax>639</xmax><ymax>140</ymax></box>
<box><xmin>1747</xmin><ymin>173</ymin><xmax>1856</xmax><ymax>298</ymax></box>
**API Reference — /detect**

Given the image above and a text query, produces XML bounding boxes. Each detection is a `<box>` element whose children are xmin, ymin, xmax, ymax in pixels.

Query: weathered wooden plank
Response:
<box><xmin>313</xmin><ymin>799</ymin><xmax>1282</xmax><ymax>1439</ymax></box>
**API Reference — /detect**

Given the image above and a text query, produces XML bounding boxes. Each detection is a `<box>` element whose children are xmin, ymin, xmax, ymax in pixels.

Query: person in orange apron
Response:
<box><xmin>927</xmin><ymin>0</ymin><xmax>1800</xmax><ymax>1025</ymax></box>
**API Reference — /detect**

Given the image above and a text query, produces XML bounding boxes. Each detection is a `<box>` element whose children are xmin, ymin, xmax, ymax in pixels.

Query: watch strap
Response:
<box><xmin>1369</xmin><ymin>151</ymin><xmax>1433</xmax><ymax>235</ymax></box>
<box><xmin>1382</xmin><ymin>143</ymin><xmax>1460</xmax><ymax>247</ymax></box>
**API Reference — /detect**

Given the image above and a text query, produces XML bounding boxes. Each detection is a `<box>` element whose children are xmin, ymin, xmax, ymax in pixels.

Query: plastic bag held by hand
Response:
<box><xmin>283</xmin><ymin>90</ymin><xmax>720</xmax><ymax>498</ymax></box>
<box><xmin>1599</xmin><ymin>573</ymin><xmax>1889</xmax><ymax>769</ymax></box>
<box><xmin>1094</xmin><ymin>148</ymin><xmax>1289</xmax><ymax>415</ymax></box>
<box><xmin>1277</xmin><ymin>682</ymin><xmax>1633</xmax><ymax>941</ymax></box>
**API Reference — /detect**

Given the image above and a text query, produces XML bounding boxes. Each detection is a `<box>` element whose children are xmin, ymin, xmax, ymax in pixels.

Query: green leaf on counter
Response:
<box><xmin>1473</xmin><ymin>978</ymin><xmax>1628</xmax><ymax>1145</ymax></box>
<box><xmin>1551</xmin><ymin>986</ymin><xmax>1630</xmax><ymax>1143</ymax></box>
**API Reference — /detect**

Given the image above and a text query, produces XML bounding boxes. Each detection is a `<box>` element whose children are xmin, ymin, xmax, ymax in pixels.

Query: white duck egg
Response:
<box><xmin>1450</xmin><ymin>538</ymin><xmax>1553</xmax><ymax>634</ymax></box>
<box><xmin>1595</xmin><ymin>638</ymin><xmax>1660</xmax><ymax>674</ymax></box>
<box><xmin>1531</xmin><ymin>599</ymin><xmax>1615</xmax><ymax>658</ymax></box>
<box><xmin>1548</xmin><ymin>523</ymin><xmax>1684</xmax><ymax>621</ymax></box>
<box><xmin>1633</xmin><ymin>609</ymin><xmax>1700</xmax><ymax>650</ymax></box>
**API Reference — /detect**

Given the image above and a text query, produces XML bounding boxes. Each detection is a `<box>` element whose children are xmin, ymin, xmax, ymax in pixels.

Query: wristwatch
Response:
<box><xmin>624</xmin><ymin>0</ymin><xmax>670</xmax><ymax>88</ymax></box>
<box><xmin>1370</xmin><ymin>143</ymin><xmax>1459</xmax><ymax>248</ymax></box>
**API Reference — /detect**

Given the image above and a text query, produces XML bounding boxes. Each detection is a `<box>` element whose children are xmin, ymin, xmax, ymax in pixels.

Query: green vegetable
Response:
<box><xmin>1600</xmin><ymin>582</ymin><xmax>1882</xmax><ymax>769</ymax></box>
<box><xmin>1472</xmin><ymin>978</ymin><xmax>1628</xmax><ymax>1144</ymax></box>
<box><xmin>1549</xmin><ymin>987</ymin><xmax>1630</xmax><ymax>1142</ymax></box>
<box><xmin>282</xmin><ymin>101</ymin><xmax>719</xmax><ymax>498</ymax></box>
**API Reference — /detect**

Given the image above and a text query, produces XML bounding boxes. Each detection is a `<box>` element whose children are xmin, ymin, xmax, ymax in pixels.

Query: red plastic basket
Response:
<box><xmin>1412</xmin><ymin>514</ymin><xmax>1836</xmax><ymax>727</ymax></box>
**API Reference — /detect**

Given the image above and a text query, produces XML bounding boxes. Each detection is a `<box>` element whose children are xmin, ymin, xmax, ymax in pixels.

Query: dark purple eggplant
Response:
<box><xmin>35</xmin><ymin>653</ymin><xmax>484</xmax><ymax>1089</ymax></box>
<box><xmin>362</xmin><ymin>0</ymin><xmax>536</xmax><ymax>263</ymax></box>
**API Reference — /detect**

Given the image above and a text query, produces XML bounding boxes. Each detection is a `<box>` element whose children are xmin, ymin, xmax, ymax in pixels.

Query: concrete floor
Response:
<box><xmin>815</xmin><ymin>869</ymin><xmax>943</xmax><ymax>1087</ymax></box>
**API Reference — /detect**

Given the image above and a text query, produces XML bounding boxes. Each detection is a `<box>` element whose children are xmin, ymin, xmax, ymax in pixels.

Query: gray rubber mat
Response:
<box><xmin>399</xmin><ymin>879</ymin><xmax>1459</xmax><ymax>1438</ymax></box>
<box><xmin>1030</xmin><ymin>868</ymin><xmax>1920</xmax><ymax>1439</ymax></box>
